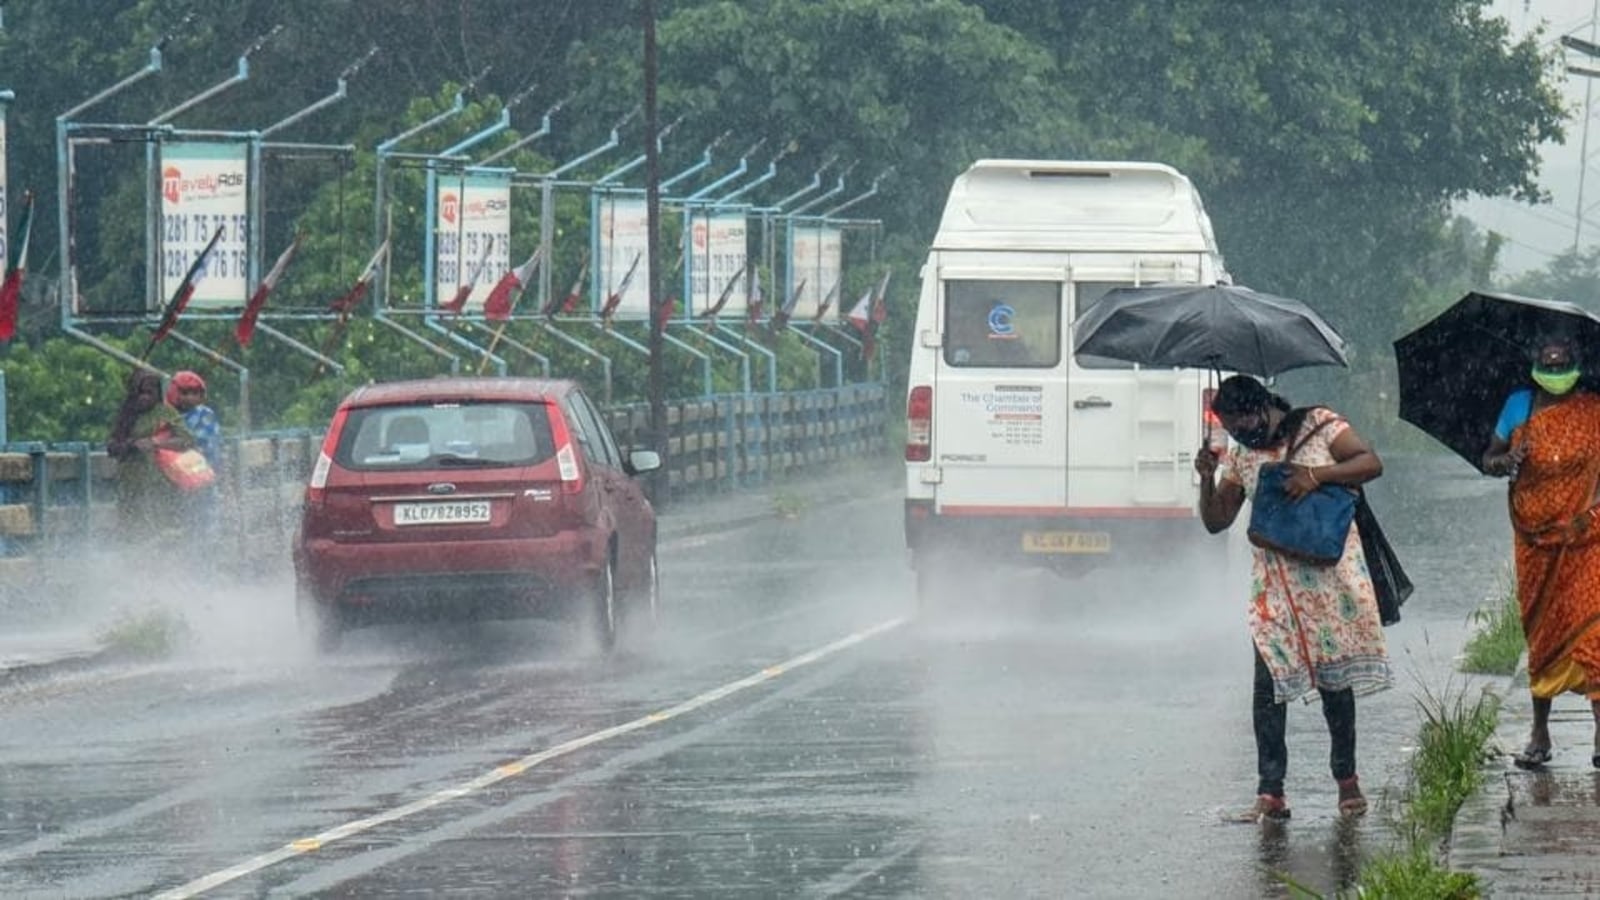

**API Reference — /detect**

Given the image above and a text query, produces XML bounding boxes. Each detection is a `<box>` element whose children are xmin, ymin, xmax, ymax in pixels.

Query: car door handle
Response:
<box><xmin>1074</xmin><ymin>396</ymin><xmax>1113</xmax><ymax>409</ymax></box>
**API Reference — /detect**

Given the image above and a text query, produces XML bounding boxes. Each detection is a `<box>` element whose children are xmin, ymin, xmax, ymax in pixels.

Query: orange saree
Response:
<box><xmin>1510</xmin><ymin>392</ymin><xmax>1600</xmax><ymax>700</ymax></box>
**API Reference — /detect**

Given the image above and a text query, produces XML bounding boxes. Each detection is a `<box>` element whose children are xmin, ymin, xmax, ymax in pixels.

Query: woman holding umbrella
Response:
<box><xmin>1195</xmin><ymin>375</ymin><xmax>1391</xmax><ymax>822</ymax></box>
<box><xmin>1482</xmin><ymin>337</ymin><xmax>1600</xmax><ymax>771</ymax></box>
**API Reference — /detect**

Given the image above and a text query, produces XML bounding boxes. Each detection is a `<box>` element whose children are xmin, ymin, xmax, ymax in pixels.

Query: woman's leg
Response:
<box><xmin>1530</xmin><ymin>694</ymin><xmax>1553</xmax><ymax>751</ymax></box>
<box><xmin>1319</xmin><ymin>687</ymin><xmax>1357</xmax><ymax>782</ymax></box>
<box><xmin>1590</xmin><ymin>698</ymin><xmax>1600</xmax><ymax>767</ymax></box>
<box><xmin>1253</xmin><ymin>649</ymin><xmax>1288</xmax><ymax>798</ymax></box>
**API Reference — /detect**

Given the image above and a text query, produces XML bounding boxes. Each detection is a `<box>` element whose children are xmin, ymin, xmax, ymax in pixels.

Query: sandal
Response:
<box><xmin>1513</xmin><ymin>744</ymin><xmax>1553</xmax><ymax>770</ymax></box>
<box><xmin>1224</xmin><ymin>794</ymin><xmax>1291</xmax><ymax>823</ymax></box>
<box><xmin>1337</xmin><ymin>776</ymin><xmax>1367</xmax><ymax>817</ymax></box>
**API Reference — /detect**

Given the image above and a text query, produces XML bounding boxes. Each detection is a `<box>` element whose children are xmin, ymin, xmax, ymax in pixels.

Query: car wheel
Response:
<box><xmin>296</xmin><ymin>586</ymin><xmax>343</xmax><ymax>654</ymax></box>
<box><xmin>633</xmin><ymin>552</ymin><xmax>660</xmax><ymax>627</ymax></box>
<box><xmin>586</xmin><ymin>556</ymin><xmax>617</xmax><ymax>652</ymax></box>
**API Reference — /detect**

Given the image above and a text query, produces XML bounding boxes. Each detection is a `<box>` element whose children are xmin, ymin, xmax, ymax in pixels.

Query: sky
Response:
<box><xmin>1461</xmin><ymin>0</ymin><xmax>1600</xmax><ymax>275</ymax></box>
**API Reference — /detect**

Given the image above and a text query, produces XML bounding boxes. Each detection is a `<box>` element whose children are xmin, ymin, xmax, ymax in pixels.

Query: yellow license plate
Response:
<box><xmin>1022</xmin><ymin>531</ymin><xmax>1112</xmax><ymax>554</ymax></box>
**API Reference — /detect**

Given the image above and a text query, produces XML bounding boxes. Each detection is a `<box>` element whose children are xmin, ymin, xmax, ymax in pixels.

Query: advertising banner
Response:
<box><xmin>158</xmin><ymin>142</ymin><xmax>250</xmax><ymax>309</ymax></box>
<box><xmin>687</xmin><ymin>208</ymin><xmax>748</xmax><ymax>316</ymax></box>
<box><xmin>433</xmin><ymin>170</ymin><xmax>511</xmax><ymax>312</ymax></box>
<box><xmin>594</xmin><ymin>192</ymin><xmax>651</xmax><ymax>319</ymax></box>
<box><xmin>788</xmin><ymin>222</ymin><xmax>842</xmax><ymax>322</ymax></box>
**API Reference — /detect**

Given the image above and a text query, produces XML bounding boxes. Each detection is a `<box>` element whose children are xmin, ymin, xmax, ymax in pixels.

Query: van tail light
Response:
<box><xmin>906</xmin><ymin>385</ymin><xmax>933</xmax><ymax>462</ymax></box>
<box><xmin>305</xmin><ymin>407</ymin><xmax>349</xmax><ymax>509</ymax></box>
<box><xmin>1201</xmin><ymin>387</ymin><xmax>1226</xmax><ymax>454</ymax></box>
<box><xmin>548</xmin><ymin>406</ymin><xmax>585</xmax><ymax>495</ymax></box>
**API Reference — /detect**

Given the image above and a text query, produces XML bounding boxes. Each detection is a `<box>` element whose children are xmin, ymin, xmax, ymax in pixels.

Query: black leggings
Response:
<box><xmin>1253</xmin><ymin>649</ymin><xmax>1356</xmax><ymax>798</ymax></box>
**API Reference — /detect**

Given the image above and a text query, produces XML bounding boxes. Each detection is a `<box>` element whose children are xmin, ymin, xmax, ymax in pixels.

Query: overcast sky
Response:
<box><xmin>1462</xmin><ymin>0</ymin><xmax>1600</xmax><ymax>275</ymax></box>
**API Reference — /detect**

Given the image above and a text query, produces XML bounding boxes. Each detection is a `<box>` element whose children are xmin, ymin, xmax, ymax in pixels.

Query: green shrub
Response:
<box><xmin>1459</xmin><ymin>577</ymin><xmax>1523</xmax><ymax>676</ymax></box>
<box><xmin>96</xmin><ymin>606</ymin><xmax>190</xmax><ymax>660</ymax></box>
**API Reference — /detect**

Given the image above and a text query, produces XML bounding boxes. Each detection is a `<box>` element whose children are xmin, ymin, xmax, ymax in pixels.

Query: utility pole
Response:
<box><xmin>644</xmin><ymin>0</ymin><xmax>667</xmax><ymax>504</ymax></box>
<box><xmin>1565</xmin><ymin>2</ymin><xmax>1600</xmax><ymax>252</ymax></box>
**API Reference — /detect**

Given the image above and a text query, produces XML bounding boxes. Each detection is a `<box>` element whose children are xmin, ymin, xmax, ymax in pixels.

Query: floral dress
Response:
<box><xmin>1219</xmin><ymin>407</ymin><xmax>1393</xmax><ymax>703</ymax></box>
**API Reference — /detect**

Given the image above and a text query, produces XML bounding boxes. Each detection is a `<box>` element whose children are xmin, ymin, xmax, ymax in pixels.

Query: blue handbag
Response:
<box><xmin>1246</xmin><ymin>416</ymin><xmax>1357</xmax><ymax>566</ymax></box>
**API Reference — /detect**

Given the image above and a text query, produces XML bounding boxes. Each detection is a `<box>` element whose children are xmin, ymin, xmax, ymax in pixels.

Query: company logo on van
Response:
<box><xmin>987</xmin><ymin>303</ymin><xmax>1017</xmax><ymax>339</ymax></box>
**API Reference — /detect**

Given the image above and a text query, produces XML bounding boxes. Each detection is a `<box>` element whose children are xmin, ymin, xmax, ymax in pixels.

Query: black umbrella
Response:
<box><xmin>1072</xmin><ymin>283</ymin><xmax>1349</xmax><ymax>377</ymax></box>
<box><xmin>1394</xmin><ymin>290</ymin><xmax>1600</xmax><ymax>472</ymax></box>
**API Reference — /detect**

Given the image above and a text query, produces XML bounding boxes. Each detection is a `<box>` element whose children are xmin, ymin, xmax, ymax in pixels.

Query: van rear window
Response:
<box><xmin>942</xmin><ymin>280</ymin><xmax>1060</xmax><ymax>368</ymax></box>
<box><xmin>335</xmin><ymin>402</ymin><xmax>555</xmax><ymax>470</ymax></box>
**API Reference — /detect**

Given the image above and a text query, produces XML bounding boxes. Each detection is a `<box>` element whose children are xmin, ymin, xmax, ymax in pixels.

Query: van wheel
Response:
<box><xmin>585</xmin><ymin>557</ymin><xmax>618</xmax><ymax>652</ymax></box>
<box><xmin>297</xmin><ymin>587</ymin><xmax>343</xmax><ymax>654</ymax></box>
<box><xmin>914</xmin><ymin>556</ymin><xmax>955</xmax><ymax>613</ymax></box>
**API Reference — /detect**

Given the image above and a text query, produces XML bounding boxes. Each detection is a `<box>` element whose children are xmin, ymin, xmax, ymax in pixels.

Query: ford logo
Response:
<box><xmin>427</xmin><ymin>483</ymin><xmax>456</xmax><ymax>495</ymax></box>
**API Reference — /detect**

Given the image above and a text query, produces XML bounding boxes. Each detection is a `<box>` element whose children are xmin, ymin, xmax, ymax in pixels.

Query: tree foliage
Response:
<box><xmin>0</xmin><ymin>0</ymin><xmax>1572</xmax><ymax>442</ymax></box>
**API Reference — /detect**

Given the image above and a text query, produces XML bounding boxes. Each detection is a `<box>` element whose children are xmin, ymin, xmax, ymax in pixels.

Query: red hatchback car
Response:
<box><xmin>292</xmin><ymin>378</ymin><xmax>660</xmax><ymax>651</ymax></box>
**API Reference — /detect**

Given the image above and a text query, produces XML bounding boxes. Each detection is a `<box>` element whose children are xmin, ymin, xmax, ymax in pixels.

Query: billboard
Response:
<box><xmin>787</xmin><ymin>222</ymin><xmax>842</xmax><ymax>322</ymax></box>
<box><xmin>686</xmin><ymin>208</ymin><xmax>749</xmax><ymax>316</ymax></box>
<box><xmin>158</xmin><ymin>141</ymin><xmax>250</xmax><ymax>309</ymax></box>
<box><xmin>593</xmin><ymin>192</ymin><xmax>651</xmax><ymax>319</ymax></box>
<box><xmin>433</xmin><ymin>170</ymin><xmax>511</xmax><ymax>312</ymax></box>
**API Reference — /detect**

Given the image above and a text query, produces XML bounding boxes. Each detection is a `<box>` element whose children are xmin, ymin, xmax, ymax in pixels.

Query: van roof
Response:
<box><xmin>932</xmin><ymin>159</ymin><xmax>1220</xmax><ymax>254</ymax></box>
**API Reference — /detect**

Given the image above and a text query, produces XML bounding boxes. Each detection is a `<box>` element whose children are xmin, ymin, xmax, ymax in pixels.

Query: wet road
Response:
<box><xmin>0</xmin><ymin>457</ymin><xmax>1509</xmax><ymax>898</ymax></box>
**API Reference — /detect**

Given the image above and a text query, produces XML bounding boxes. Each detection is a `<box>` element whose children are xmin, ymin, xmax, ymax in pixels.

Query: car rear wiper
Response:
<box><xmin>433</xmin><ymin>455</ymin><xmax>504</xmax><ymax>467</ymax></box>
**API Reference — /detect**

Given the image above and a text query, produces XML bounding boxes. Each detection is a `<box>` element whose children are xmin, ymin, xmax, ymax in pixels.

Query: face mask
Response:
<box><xmin>1229</xmin><ymin>415</ymin><xmax>1275</xmax><ymax>450</ymax></box>
<box><xmin>1532</xmin><ymin>366</ymin><xmax>1580</xmax><ymax>396</ymax></box>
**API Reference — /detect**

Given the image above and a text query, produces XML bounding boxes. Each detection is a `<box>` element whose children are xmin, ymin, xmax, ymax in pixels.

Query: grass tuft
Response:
<box><xmin>96</xmin><ymin>606</ymin><xmax>190</xmax><ymax>660</ymax></box>
<box><xmin>771</xmin><ymin>489</ymin><xmax>807</xmax><ymax>519</ymax></box>
<box><xmin>1459</xmin><ymin>574</ymin><xmax>1524</xmax><ymax>676</ymax></box>
<box><xmin>1406</xmin><ymin>679</ymin><xmax>1501</xmax><ymax>839</ymax></box>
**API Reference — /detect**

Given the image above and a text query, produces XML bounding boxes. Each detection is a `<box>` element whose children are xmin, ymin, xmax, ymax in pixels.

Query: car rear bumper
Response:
<box><xmin>295</xmin><ymin>528</ymin><xmax>606</xmax><ymax>614</ymax></box>
<box><xmin>904</xmin><ymin>499</ymin><xmax>1207</xmax><ymax>565</ymax></box>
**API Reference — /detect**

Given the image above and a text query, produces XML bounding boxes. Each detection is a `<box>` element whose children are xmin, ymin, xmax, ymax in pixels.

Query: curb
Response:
<box><xmin>1445</xmin><ymin>654</ymin><xmax>1529</xmax><ymax>880</ymax></box>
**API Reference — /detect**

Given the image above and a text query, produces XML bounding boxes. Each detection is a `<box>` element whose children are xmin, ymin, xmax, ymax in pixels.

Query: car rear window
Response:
<box><xmin>942</xmin><ymin>280</ymin><xmax>1061</xmax><ymax>368</ymax></box>
<box><xmin>334</xmin><ymin>401</ymin><xmax>555</xmax><ymax>470</ymax></box>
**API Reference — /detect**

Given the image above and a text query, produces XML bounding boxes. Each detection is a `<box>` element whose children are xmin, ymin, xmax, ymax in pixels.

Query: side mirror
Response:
<box><xmin>626</xmin><ymin>449</ymin><xmax>662</xmax><ymax>476</ymax></box>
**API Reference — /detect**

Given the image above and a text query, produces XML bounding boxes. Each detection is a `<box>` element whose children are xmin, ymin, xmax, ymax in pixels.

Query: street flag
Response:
<box><xmin>546</xmin><ymin>252</ymin><xmax>590</xmax><ymax>318</ymax></box>
<box><xmin>745</xmin><ymin>268</ymin><xmax>765</xmax><ymax>332</ymax></box>
<box><xmin>699</xmin><ymin>263</ymin><xmax>746</xmax><ymax>319</ymax></box>
<box><xmin>0</xmin><ymin>191</ymin><xmax>33</xmax><ymax>342</ymax></box>
<box><xmin>234</xmin><ymin>234</ymin><xmax>300</xmax><ymax>348</ymax></box>
<box><xmin>599</xmin><ymin>251</ymin><xmax>643</xmax><ymax>323</ymax></box>
<box><xmin>771</xmin><ymin>277</ymin><xmax>805</xmax><ymax>330</ymax></box>
<box><xmin>655</xmin><ymin>295</ymin><xmax>679</xmax><ymax>331</ymax></box>
<box><xmin>871</xmin><ymin>268</ymin><xmax>891</xmax><ymax>324</ymax></box>
<box><xmin>813</xmin><ymin>279</ymin><xmax>840</xmax><ymax>323</ymax></box>
<box><xmin>329</xmin><ymin>239</ymin><xmax>390</xmax><ymax>316</ymax></box>
<box><xmin>150</xmin><ymin>225</ymin><xmax>225</xmax><ymax>348</ymax></box>
<box><xmin>482</xmin><ymin>246</ymin><xmax>544</xmax><ymax>322</ymax></box>
<box><xmin>441</xmin><ymin>240</ymin><xmax>494</xmax><ymax>315</ymax></box>
<box><xmin>846</xmin><ymin>286</ymin><xmax>873</xmax><ymax>334</ymax></box>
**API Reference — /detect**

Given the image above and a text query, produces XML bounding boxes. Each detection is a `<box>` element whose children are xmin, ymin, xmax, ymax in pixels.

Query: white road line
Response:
<box><xmin>152</xmin><ymin>615</ymin><xmax>908</xmax><ymax>899</ymax></box>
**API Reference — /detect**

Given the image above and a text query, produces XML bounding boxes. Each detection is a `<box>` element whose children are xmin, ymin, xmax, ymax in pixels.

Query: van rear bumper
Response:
<box><xmin>904</xmin><ymin>499</ymin><xmax>1202</xmax><ymax>562</ymax></box>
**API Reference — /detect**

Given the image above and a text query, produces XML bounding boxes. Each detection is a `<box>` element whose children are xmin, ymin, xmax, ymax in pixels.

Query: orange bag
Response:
<box><xmin>155</xmin><ymin>447</ymin><xmax>216</xmax><ymax>491</ymax></box>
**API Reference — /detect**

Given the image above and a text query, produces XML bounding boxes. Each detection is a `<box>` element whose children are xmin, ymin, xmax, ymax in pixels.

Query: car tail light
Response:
<box><xmin>906</xmin><ymin>385</ymin><xmax>932</xmax><ymax>462</ymax></box>
<box><xmin>305</xmin><ymin>407</ymin><xmax>349</xmax><ymax>509</ymax></box>
<box><xmin>548</xmin><ymin>406</ymin><xmax>585</xmax><ymax>495</ymax></box>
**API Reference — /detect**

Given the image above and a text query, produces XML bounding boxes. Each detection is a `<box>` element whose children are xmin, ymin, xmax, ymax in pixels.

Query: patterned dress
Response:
<box><xmin>1509</xmin><ymin>392</ymin><xmax>1600</xmax><ymax>700</ymax></box>
<box><xmin>1219</xmin><ymin>408</ymin><xmax>1393</xmax><ymax>703</ymax></box>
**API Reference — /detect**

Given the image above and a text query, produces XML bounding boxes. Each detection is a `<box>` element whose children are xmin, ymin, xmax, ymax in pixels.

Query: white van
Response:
<box><xmin>903</xmin><ymin>160</ymin><xmax>1230</xmax><ymax>600</ymax></box>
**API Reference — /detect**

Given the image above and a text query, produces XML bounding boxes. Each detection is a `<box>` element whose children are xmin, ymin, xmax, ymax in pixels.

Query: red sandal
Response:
<box><xmin>1337</xmin><ymin>776</ymin><xmax>1367</xmax><ymax>817</ymax></box>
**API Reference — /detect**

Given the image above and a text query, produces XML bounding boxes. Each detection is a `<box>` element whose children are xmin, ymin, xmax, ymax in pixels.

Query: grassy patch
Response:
<box><xmin>1459</xmin><ymin>580</ymin><xmax>1523</xmax><ymax>676</ymax></box>
<box><xmin>771</xmin><ymin>489</ymin><xmax>807</xmax><ymax>519</ymax></box>
<box><xmin>96</xmin><ymin>606</ymin><xmax>190</xmax><ymax>660</ymax></box>
<box><xmin>1352</xmin><ymin>847</ymin><xmax>1481</xmax><ymax>900</ymax></box>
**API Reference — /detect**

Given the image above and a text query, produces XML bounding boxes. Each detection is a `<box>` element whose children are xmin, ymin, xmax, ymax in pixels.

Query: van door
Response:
<box><xmin>932</xmin><ymin>275</ymin><xmax>1068</xmax><ymax>512</ymax></box>
<box><xmin>1067</xmin><ymin>265</ymin><xmax>1205</xmax><ymax>511</ymax></box>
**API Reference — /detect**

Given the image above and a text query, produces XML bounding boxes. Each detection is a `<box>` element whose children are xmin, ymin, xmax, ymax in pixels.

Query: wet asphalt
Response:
<box><xmin>0</xmin><ymin>457</ymin><xmax>1510</xmax><ymax>898</ymax></box>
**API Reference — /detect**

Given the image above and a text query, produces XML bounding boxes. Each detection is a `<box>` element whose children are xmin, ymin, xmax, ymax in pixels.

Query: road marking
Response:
<box><xmin>152</xmin><ymin>616</ymin><xmax>907</xmax><ymax>899</ymax></box>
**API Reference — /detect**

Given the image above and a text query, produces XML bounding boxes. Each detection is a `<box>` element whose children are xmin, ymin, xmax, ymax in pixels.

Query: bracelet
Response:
<box><xmin>1308</xmin><ymin>466</ymin><xmax>1320</xmax><ymax>486</ymax></box>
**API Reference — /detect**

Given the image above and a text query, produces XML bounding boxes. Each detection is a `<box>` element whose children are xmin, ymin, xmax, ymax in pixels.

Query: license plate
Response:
<box><xmin>1022</xmin><ymin>531</ymin><xmax>1111</xmax><ymax>554</ymax></box>
<box><xmin>393</xmin><ymin>500</ymin><xmax>491</xmax><ymax>526</ymax></box>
